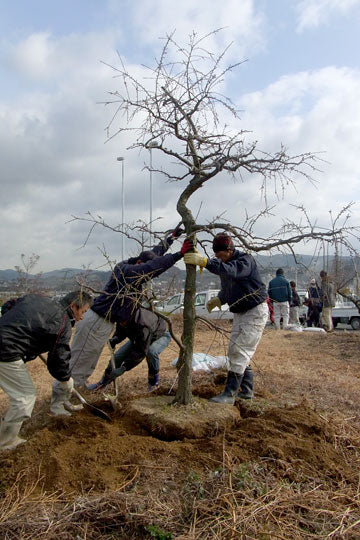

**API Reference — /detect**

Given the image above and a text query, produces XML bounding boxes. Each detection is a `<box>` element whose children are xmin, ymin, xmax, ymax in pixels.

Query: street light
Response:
<box><xmin>117</xmin><ymin>156</ymin><xmax>125</xmax><ymax>260</ymax></box>
<box><xmin>147</xmin><ymin>141</ymin><xmax>159</xmax><ymax>248</ymax></box>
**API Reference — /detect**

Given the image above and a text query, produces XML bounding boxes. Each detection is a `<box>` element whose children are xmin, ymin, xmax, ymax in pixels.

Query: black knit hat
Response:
<box><xmin>212</xmin><ymin>233</ymin><xmax>235</xmax><ymax>253</ymax></box>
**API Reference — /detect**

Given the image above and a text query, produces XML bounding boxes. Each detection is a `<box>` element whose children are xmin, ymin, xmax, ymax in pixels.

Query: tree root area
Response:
<box><xmin>0</xmin><ymin>329</ymin><xmax>359</xmax><ymax>538</ymax></box>
<box><xmin>0</xmin><ymin>380</ymin><xmax>353</xmax><ymax>497</ymax></box>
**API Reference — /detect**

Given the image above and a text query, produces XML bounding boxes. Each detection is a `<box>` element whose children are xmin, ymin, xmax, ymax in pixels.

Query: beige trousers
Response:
<box><xmin>321</xmin><ymin>307</ymin><xmax>333</xmax><ymax>331</ymax></box>
<box><xmin>228</xmin><ymin>302</ymin><xmax>268</xmax><ymax>375</ymax></box>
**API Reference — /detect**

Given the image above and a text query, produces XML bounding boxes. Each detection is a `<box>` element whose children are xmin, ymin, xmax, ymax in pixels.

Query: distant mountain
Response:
<box><xmin>0</xmin><ymin>254</ymin><xmax>354</xmax><ymax>294</ymax></box>
<box><xmin>0</xmin><ymin>269</ymin><xmax>18</xmax><ymax>280</ymax></box>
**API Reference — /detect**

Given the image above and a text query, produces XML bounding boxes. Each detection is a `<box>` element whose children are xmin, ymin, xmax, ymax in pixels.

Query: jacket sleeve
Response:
<box><xmin>287</xmin><ymin>282</ymin><xmax>292</xmax><ymax>303</ymax></box>
<box><xmin>206</xmin><ymin>256</ymin><xmax>253</xmax><ymax>280</ymax></box>
<box><xmin>46</xmin><ymin>318</ymin><xmax>72</xmax><ymax>381</ymax></box>
<box><xmin>151</xmin><ymin>236</ymin><xmax>173</xmax><ymax>257</ymax></box>
<box><xmin>124</xmin><ymin>252</ymin><xmax>182</xmax><ymax>282</ymax></box>
<box><xmin>109</xmin><ymin>323</ymin><xmax>128</xmax><ymax>348</ymax></box>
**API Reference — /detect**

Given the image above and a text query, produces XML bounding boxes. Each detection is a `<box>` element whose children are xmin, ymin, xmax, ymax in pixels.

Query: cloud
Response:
<box><xmin>0</xmin><ymin>2</ymin><xmax>359</xmax><ymax>272</ymax></box>
<box><xmin>109</xmin><ymin>0</ymin><xmax>266</xmax><ymax>60</ymax></box>
<box><xmin>237</xmin><ymin>66</ymin><xmax>360</xmax><ymax>234</ymax></box>
<box><xmin>296</xmin><ymin>0</ymin><xmax>360</xmax><ymax>31</ymax></box>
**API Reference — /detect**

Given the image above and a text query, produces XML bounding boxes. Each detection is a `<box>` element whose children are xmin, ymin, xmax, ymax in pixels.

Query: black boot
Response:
<box><xmin>237</xmin><ymin>366</ymin><xmax>254</xmax><ymax>399</ymax></box>
<box><xmin>209</xmin><ymin>371</ymin><xmax>243</xmax><ymax>405</ymax></box>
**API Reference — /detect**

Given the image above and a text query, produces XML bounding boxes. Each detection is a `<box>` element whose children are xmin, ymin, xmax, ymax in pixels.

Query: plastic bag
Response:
<box><xmin>171</xmin><ymin>353</ymin><xmax>229</xmax><ymax>372</ymax></box>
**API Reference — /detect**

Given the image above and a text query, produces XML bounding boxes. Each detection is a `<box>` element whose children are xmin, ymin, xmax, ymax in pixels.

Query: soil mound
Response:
<box><xmin>127</xmin><ymin>395</ymin><xmax>240</xmax><ymax>439</ymax></box>
<box><xmin>0</xmin><ymin>395</ymin><xmax>352</xmax><ymax>497</ymax></box>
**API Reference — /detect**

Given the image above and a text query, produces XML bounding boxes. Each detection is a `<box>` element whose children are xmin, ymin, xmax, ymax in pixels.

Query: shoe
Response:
<box><xmin>209</xmin><ymin>371</ymin><xmax>243</xmax><ymax>405</ymax></box>
<box><xmin>87</xmin><ymin>373</ymin><xmax>113</xmax><ymax>392</ymax></box>
<box><xmin>148</xmin><ymin>373</ymin><xmax>159</xmax><ymax>392</ymax></box>
<box><xmin>237</xmin><ymin>366</ymin><xmax>254</xmax><ymax>400</ymax></box>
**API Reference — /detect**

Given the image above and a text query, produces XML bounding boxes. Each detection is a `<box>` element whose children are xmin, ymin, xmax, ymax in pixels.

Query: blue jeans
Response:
<box><xmin>113</xmin><ymin>331</ymin><xmax>171</xmax><ymax>377</ymax></box>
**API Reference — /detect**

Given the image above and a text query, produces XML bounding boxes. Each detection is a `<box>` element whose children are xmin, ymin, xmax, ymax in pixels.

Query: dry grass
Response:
<box><xmin>1</xmin><ymin>418</ymin><xmax>359</xmax><ymax>540</ymax></box>
<box><xmin>1</xmin><ymin>326</ymin><xmax>360</xmax><ymax>539</ymax></box>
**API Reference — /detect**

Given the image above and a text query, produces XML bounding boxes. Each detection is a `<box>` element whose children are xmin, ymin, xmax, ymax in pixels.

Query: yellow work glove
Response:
<box><xmin>183</xmin><ymin>252</ymin><xmax>207</xmax><ymax>268</ymax></box>
<box><xmin>206</xmin><ymin>297</ymin><xmax>222</xmax><ymax>313</ymax></box>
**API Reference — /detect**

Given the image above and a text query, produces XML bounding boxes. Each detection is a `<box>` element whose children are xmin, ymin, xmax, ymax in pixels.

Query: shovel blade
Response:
<box><xmin>72</xmin><ymin>388</ymin><xmax>112</xmax><ymax>422</ymax></box>
<box><xmin>83</xmin><ymin>402</ymin><xmax>112</xmax><ymax>422</ymax></box>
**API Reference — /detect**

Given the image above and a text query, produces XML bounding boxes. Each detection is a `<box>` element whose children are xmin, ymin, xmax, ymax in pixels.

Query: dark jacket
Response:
<box><xmin>110</xmin><ymin>308</ymin><xmax>167</xmax><ymax>370</ymax></box>
<box><xmin>290</xmin><ymin>290</ymin><xmax>300</xmax><ymax>307</ymax></box>
<box><xmin>0</xmin><ymin>294</ymin><xmax>73</xmax><ymax>381</ymax></box>
<box><xmin>205</xmin><ymin>251</ymin><xmax>267</xmax><ymax>313</ymax></box>
<box><xmin>268</xmin><ymin>275</ymin><xmax>292</xmax><ymax>303</ymax></box>
<box><xmin>308</xmin><ymin>284</ymin><xmax>322</xmax><ymax>307</ymax></box>
<box><xmin>91</xmin><ymin>239</ymin><xmax>182</xmax><ymax>323</ymax></box>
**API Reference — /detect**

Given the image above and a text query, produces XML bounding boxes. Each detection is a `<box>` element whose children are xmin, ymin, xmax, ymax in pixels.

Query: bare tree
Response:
<box><xmin>93</xmin><ymin>30</ymin><xmax>359</xmax><ymax>404</ymax></box>
<box><xmin>14</xmin><ymin>253</ymin><xmax>43</xmax><ymax>295</ymax></box>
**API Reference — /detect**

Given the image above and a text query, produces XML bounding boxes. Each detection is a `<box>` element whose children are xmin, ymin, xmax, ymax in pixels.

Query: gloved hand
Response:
<box><xmin>180</xmin><ymin>238</ymin><xmax>194</xmax><ymax>256</ymax></box>
<box><xmin>184</xmin><ymin>252</ymin><xmax>207</xmax><ymax>268</ymax></box>
<box><xmin>206</xmin><ymin>297</ymin><xmax>222</xmax><ymax>313</ymax></box>
<box><xmin>171</xmin><ymin>224</ymin><xmax>184</xmax><ymax>239</ymax></box>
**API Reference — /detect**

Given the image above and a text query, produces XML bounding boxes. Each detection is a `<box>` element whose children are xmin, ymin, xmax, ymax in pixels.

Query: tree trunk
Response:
<box><xmin>174</xmin><ymin>190</ymin><xmax>198</xmax><ymax>405</ymax></box>
<box><xmin>174</xmin><ymin>262</ymin><xmax>196</xmax><ymax>404</ymax></box>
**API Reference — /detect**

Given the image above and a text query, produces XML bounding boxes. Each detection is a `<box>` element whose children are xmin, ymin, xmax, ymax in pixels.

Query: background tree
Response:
<box><xmin>14</xmin><ymin>253</ymin><xmax>43</xmax><ymax>295</ymax></box>
<box><xmin>99</xmin><ymin>30</ymin><xmax>359</xmax><ymax>405</ymax></box>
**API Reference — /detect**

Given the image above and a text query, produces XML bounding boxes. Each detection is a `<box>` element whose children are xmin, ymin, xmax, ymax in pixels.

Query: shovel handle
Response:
<box><xmin>39</xmin><ymin>354</ymin><xmax>112</xmax><ymax>422</ymax></box>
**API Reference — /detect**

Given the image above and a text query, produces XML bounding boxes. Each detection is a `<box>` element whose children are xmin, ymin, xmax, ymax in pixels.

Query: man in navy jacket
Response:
<box><xmin>184</xmin><ymin>233</ymin><xmax>268</xmax><ymax>405</ymax></box>
<box><xmin>268</xmin><ymin>268</ymin><xmax>292</xmax><ymax>329</ymax></box>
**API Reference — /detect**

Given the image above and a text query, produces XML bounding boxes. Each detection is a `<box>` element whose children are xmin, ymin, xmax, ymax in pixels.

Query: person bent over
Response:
<box><xmin>0</xmin><ymin>291</ymin><xmax>91</xmax><ymax>451</ymax></box>
<box><xmin>184</xmin><ymin>233</ymin><xmax>268</xmax><ymax>405</ymax></box>
<box><xmin>89</xmin><ymin>307</ymin><xmax>170</xmax><ymax>392</ymax></box>
<box><xmin>60</xmin><ymin>226</ymin><xmax>189</xmax><ymax>392</ymax></box>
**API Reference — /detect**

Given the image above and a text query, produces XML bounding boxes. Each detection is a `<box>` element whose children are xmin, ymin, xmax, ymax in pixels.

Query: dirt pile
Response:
<box><xmin>0</xmin><ymin>388</ymin><xmax>353</xmax><ymax>497</ymax></box>
<box><xmin>0</xmin><ymin>327</ymin><xmax>359</xmax><ymax>538</ymax></box>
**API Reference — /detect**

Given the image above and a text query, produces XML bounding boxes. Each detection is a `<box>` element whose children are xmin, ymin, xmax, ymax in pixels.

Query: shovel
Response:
<box><xmin>71</xmin><ymin>387</ymin><xmax>112</xmax><ymax>422</ymax></box>
<box><xmin>39</xmin><ymin>355</ymin><xmax>112</xmax><ymax>422</ymax></box>
<box><xmin>104</xmin><ymin>341</ymin><xmax>120</xmax><ymax>410</ymax></box>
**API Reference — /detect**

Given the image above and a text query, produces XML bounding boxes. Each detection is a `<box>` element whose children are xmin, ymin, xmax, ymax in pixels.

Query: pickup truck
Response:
<box><xmin>331</xmin><ymin>302</ymin><xmax>360</xmax><ymax>330</ymax></box>
<box><xmin>156</xmin><ymin>289</ymin><xmax>233</xmax><ymax>320</ymax></box>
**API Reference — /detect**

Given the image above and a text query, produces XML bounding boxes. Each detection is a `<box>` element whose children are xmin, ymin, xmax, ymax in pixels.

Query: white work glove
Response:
<box><xmin>183</xmin><ymin>252</ymin><xmax>207</xmax><ymax>268</ymax></box>
<box><xmin>207</xmin><ymin>297</ymin><xmax>222</xmax><ymax>313</ymax></box>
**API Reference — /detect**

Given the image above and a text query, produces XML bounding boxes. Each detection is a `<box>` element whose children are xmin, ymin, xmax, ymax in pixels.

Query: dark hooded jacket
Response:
<box><xmin>205</xmin><ymin>250</ymin><xmax>267</xmax><ymax>312</ymax></box>
<box><xmin>0</xmin><ymin>294</ymin><xmax>74</xmax><ymax>381</ymax></box>
<box><xmin>91</xmin><ymin>238</ymin><xmax>182</xmax><ymax>323</ymax></box>
<box><xmin>109</xmin><ymin>307</ymin><xmax>167</xmax><ymax>370</ymax></box>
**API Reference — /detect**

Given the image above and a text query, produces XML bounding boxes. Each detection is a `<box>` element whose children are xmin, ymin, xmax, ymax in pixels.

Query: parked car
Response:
<box><xmin>331</xmin><ymin>301</ymin><xmax>360</xmax><ymax>330</ymax></box>
<box><xmin>155</xmin><ymin>293</ymin><xmax>184</xmax><ymax>315</ymax></box>
<box><xmin>155</xmin><ymin>289</ymin><xmax>233</xmax><ymax>320</ymax></box>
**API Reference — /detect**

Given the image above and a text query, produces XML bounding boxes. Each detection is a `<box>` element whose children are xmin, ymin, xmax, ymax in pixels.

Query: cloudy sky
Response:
<box><xmin>1</xmin><ymin>0</ymin><xmax>360</xmax><ymax>271</ymax></box>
